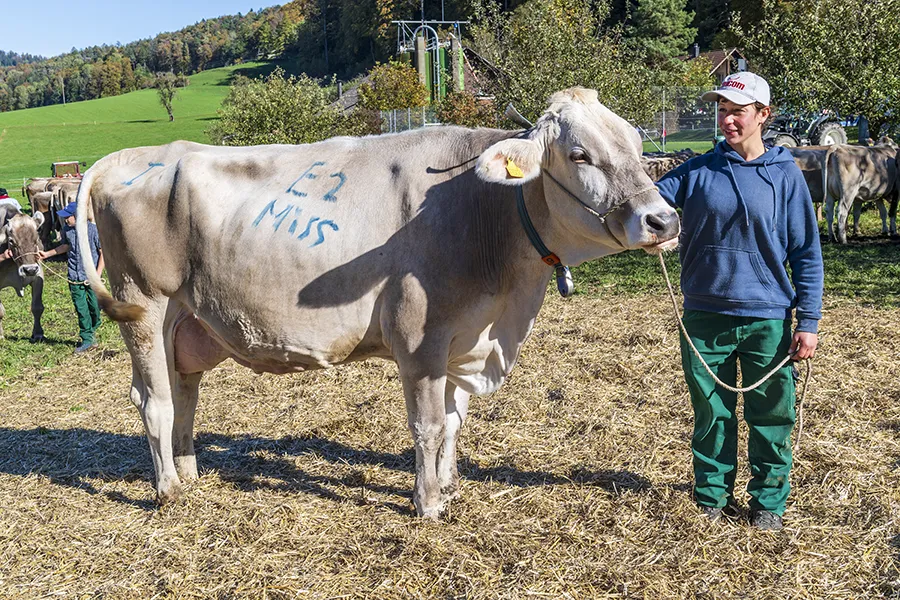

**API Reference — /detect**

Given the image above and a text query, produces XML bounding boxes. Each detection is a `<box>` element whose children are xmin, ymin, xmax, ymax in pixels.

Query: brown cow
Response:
<box><xmin>0</xmin><ymin>204</ymin><xmax>45</xmax><ymax>341</ymax></box>
<box><xmin>642</xmin><ymin>149</ymin><xmax>696</xmax><ymax>182</ymax></box>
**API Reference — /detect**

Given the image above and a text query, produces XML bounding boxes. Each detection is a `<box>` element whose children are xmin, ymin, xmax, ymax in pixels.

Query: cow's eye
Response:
<box><xmin>570</xmin><ymin>149</ymin><xmax>590</xmax><ymax>164</ymax></box>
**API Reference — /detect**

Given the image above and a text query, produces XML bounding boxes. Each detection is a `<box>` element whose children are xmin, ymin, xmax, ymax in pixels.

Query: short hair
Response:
<box><xmin>0</xmin><ymin>188</ymin><xmax>7</xmax><ymax>195</ymax></box>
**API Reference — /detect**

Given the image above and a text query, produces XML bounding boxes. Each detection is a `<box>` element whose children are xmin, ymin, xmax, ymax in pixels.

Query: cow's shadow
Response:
<box><xmin>0</xmin><ymin>427</ymin><xmax>654</xmax><ymax>513</ymax></box>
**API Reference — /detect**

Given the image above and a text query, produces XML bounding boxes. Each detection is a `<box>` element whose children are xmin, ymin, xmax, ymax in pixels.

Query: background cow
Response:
<box><xmin>75</xmin><ymin>88</ymin><xmax>679</xmax><ymax>518</ymax></box>
<box><xmin>642</xmin><ymin>149</ymin><xmax>696</xmax><ymax>182</ymax></box>
<box><xmin>823</xmin><ymin>144</ymin><xmax>898</xmax><ymax>243</ymax></box>
<box><xmin>0</xmin><ymin>204</ymin><xmax>45</xmax><ymax>342</ymax></box>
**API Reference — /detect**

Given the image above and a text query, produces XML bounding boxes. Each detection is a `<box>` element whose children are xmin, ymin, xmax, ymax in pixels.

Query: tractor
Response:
<box><xmin>762</xmin><ymin>110</ymin><xmax>848</xmax><ymax>147</ymax></box>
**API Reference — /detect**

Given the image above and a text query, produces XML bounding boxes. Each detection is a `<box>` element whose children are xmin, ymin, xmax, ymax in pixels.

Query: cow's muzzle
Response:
<box><xmin>19</xmin><ymin>265</ymin><xmax>39</xmax><ymax>278</ymax></box>
<box><xmin>644</xmin><ymin>210</ymin><xmax>680</xmax><ymax>242</ymax></box>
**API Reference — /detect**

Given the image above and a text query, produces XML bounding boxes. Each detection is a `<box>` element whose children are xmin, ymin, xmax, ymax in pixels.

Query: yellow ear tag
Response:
<box><xmin>506</xmin><ymin>158</ymin><xmax>524</xmax><ymax>179</ymax></box>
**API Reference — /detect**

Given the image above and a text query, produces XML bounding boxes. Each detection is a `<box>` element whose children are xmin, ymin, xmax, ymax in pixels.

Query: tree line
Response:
<box><xmin>0</xmin><ymin>2</ymin><xmax>307</xmax><ymax>112</ymax></box>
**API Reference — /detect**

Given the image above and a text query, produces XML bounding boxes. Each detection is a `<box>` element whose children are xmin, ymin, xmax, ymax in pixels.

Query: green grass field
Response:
<box><xmin>0</xmin><ymin>62</ymin><xmax>280</xmax><ymax>194</ymax></box>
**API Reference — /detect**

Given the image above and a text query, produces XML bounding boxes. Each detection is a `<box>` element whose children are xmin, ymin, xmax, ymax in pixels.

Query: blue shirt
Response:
<box><xmin>655</xmin><ymin>142</ymin><xmax>824</xmax><ymax>333</ymax></box>
<box><xmin>62</xmin><ymin>222</ymin><xmax>101</xmax><ymax>282</ymax></box>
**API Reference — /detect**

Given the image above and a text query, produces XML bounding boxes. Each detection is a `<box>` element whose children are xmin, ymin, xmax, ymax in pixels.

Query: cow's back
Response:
<box><xmin>89</xmin><ymin>132</ymin><xmax>525</xmax><ymax>370</ymax></box>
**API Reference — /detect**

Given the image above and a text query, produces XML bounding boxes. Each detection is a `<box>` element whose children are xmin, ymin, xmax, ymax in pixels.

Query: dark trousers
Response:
<box><xmin>69</xmin><ymin>282</ymin><xmax>101</xmax><ymax>345</ymax></box>
<box><xmin>680</xmin><ymin>310</ymin><xmax>796</xmax><ymax>515</ymax></box>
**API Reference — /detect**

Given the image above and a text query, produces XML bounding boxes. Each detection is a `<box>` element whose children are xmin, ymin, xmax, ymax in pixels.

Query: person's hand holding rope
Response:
<box><xmin>790</xmin><ymin>331</ymin><xmax>818</xmax><ymax>360</ymax></box>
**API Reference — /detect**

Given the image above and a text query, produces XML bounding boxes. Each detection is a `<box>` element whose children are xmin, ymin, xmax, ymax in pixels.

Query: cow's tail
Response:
<box><xmin>75</xmin><ymin>162</ymin><xmax>146</xmax><ymax>322</ymax></box>
<box><xmin>822</xmin><ymin>145</ymin><xmax>839</xmax><ymax>209</ymax></box>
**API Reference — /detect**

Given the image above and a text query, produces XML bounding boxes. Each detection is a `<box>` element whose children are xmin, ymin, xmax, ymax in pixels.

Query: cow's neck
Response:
<box><xmin>518</xmin><ymin>178</ymin><xmax>618</xmax><ymax>268</ymax></box>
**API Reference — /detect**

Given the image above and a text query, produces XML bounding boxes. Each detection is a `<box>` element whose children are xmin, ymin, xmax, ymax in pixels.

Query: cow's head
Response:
<box><xmin>0</xmin><ymin>208</ymin><xmax>45</xmax><ymax>280</ymax></box>
<box><xmin>475</xmin><ymin>88</ymin><xmax>679</xmax><ymax>265</ymax></box>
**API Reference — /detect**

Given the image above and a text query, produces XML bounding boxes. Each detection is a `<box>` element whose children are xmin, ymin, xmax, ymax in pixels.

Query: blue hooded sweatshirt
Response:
<box><xmin>655</xmin><ymin>142</ymin><xmax>823</xmax><ymax>333</ymax></box>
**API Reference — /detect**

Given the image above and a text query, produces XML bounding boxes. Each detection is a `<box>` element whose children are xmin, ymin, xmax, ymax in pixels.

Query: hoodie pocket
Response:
<box><xmin>682</xmin><ymin>245</ymin><xmax>775</xmax><ymax>303</ymax></box>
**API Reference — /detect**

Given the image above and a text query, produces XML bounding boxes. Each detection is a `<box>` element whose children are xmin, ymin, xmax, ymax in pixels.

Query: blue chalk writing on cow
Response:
<box><xmin>123</xmin><ymin>162</ymin><xmax>164</xmax><ymax>186</ymax></box>
<box><xmin>253</xmin><ymin>199</ymin><xmax>295</xmax><ymax>231</ymax></box>
<box><xmin>252</xmin><ymin>200</ymin><xmax>339</xmax><ymax>247</ymax></box>
<box><xmin>297</xmin><ymin>217</ymin><xmax>321</xmax><ymax>241</ymax></box>
<box><xmin>286</xmin><ymin>162</ymin><xmax>326</xmax><ymax>198</ymax></box>
<box><xmin>287</xmin><ymin>207</ymin><xmax>304</xmax><ymax>235</ymax></box>
<box><xmin>323</xmin><ymin>172</ymin><xmax>346</xmax><ymax>203</ymax></box>
<box><xmin>311</xmin><ymin>220</ymin><xmax>339</xmax><ymax>247</ymax></box>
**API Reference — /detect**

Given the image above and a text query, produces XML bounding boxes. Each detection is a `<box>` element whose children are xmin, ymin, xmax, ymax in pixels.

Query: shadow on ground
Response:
<box><xmin>0</xmin><ymin>427</ymin><xmax>659</xmax><ymax>512</ymax></box>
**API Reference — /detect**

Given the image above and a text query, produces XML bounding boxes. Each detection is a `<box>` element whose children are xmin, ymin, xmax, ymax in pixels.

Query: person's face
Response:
<box><xmin>718</xmin><ymin>99</ymin><xmax>770</xmax><ymax>146</ymax></box>
<box><xmin>65</xmin><ymin>215</ymin><xmax>76</xmax><ymax>227</ymax></box>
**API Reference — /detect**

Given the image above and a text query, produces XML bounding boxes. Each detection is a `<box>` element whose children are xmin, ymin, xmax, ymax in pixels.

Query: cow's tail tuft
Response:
<box><xmin>75</xmin><ymin>163</ymin><xmax>146</xmax><ymax>323</ymax></box>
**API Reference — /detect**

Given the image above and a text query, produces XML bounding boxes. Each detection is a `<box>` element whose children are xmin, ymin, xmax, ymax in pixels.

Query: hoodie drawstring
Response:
<box><xmin>725</xmin><ymin>160</ymin><xmax>751</xmax><ymax>227</ymax></box>
<box><xmin>761</xmin><ymin>162</ymin><xmax>779</xmax><ymax>230</ymax></box>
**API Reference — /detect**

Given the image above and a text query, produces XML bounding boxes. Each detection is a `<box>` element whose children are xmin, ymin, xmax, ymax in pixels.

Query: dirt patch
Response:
<box><xmin>0</xmin><ymin>294</ymin><xmax>898</xmax><ymax>598</ymax></box>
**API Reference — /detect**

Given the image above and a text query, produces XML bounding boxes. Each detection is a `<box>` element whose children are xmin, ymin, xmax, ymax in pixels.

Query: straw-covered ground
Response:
<box><xmin>1</xmin><ymin>288</ymin><xmax>899</xmax><ymax>599</ymax></box>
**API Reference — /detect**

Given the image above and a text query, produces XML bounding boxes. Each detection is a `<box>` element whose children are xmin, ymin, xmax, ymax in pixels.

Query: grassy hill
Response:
<box><xmin>0</xmin><ymin>62</ymin><xmax>278</xmax><ymax>195</ymax></box>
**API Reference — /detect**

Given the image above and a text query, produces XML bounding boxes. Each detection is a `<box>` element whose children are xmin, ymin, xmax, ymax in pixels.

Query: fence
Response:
<box><xmin>380</xmin><ymin>107</ymin><xmax>441</xmax><ymax>133</ymax></box>
<box><xmin>635</xmin><ymin>87</ymin><xmax>718</xmax><ymax>152</ymax></box>
<box><xmin>381</xmin><ymin>87</ymin><xmax>719</xmax><ymax>150</ymax></box>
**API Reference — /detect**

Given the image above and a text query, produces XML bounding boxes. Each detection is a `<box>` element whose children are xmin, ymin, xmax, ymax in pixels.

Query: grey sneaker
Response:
<box><xmin>751</xmin><ymin>510</ymin><xmax>783</xmax><ymax>531</ymax></box>
<box><xmin>699</xmin><ymin>505</ymin><xmax>723</xmax><ymax>521</ymax></box>
<box><xmin>74</xmin><ymin>342</ymin><xmax>98</xmax><ymax>354</ymax></box>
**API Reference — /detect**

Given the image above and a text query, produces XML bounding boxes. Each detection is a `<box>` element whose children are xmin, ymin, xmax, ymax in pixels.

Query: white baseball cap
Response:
<box><xmin>701</xmin><ymin>72</ymin><xmax>771</xmax><ymax>106</ymax></box>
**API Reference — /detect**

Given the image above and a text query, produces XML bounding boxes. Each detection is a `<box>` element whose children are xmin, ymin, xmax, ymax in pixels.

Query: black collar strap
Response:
<box><xmin>515</xmin><ymin>185</ymin><xmax>574</xmax><ymax>297</ymax></box>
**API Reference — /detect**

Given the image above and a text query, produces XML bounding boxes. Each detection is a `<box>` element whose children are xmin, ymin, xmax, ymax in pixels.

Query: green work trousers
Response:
<box><xmin>680</xmin><ymin>310</ymin><xmax>796</xmax><ymax>516</ymax></box>
<box><xmin>69</xmin><ymin>282</ymin><xmax>101</xmax><ymax>345</ymax></box>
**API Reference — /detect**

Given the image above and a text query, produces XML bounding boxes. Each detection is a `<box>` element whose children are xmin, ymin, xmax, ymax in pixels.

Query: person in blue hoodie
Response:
<box><xmin>655</xmin><ymin>72</ymin><xmax>823</xmax><ymax>531</ymax></box>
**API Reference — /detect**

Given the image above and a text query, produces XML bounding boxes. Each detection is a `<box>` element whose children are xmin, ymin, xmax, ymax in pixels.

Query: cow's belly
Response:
<box><xmin>172</xmin><ymin>299</ymin><xmax>389</xmax><ymax>375</ymax></box>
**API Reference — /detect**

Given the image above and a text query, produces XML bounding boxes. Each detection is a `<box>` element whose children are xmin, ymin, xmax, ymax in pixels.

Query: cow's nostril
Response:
<box><xmin>644</xmin><ymin>213</ymin><xmax>666</xmax><ymax>232</ymax></box>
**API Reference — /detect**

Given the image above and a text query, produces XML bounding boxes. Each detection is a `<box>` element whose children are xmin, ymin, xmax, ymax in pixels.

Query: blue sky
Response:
<box><xmin>5</xmin><ymin>1</ymin><xmax>282</xmax><ymax>58</ymax></box>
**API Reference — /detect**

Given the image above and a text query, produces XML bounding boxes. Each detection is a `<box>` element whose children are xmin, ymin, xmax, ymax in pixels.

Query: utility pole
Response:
<box><xmin>60</xmin><ymin>76</ymin><xmax>65</xmax><ymax>105</ymax></box>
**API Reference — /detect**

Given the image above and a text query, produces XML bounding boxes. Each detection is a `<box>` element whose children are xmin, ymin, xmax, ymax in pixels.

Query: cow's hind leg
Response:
<box><xmin>836</xmin><ymin>195</ymin><xmax>853</xmax><ymax>244</ymax></box>
<box><xmin>437</xmin><ymin>382</ymin><xmax>469</xmax><ymax>504</ymax></box>
<box><xmin>0</xmin><ymin>298</ymin><xmax>5</xmax><ymax>339</ymax></box>
<box><xmin>877</xmin><ymin>199</ymin><xmax>889</xmax><ymax>234</ymax></box>
<box><xmin>121</xmin><ymin>297</ymin><xmax>183</xmax><ymax>505</ymax></box>
<box><xmin>852</xmin><ymin>202</ymin><xmax>862</xmax><ymax>237</ymax></box>
<box><xmin>825</xmin><ymin>194</ymin><xmax>837</xmax><ymax>241</ymax></box>
<box><xmin>890</xmin><ymin>189</ymin><xmax>899</xmax><ymax>236</ymax></box>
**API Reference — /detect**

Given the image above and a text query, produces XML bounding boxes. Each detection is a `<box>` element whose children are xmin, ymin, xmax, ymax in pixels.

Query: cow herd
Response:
<box><xmin>22</xmin><ymin>176</ymin><xmax>83</xmax><ymax>246</ymax></box>
<box><xmin>643</xmin><ymin>139</ymin><xmax>900</xmax><ymax>244</ymax></box>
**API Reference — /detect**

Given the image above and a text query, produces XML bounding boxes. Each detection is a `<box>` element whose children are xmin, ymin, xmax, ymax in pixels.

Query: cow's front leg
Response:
<box><xmin>0</xmin><ymin>298</ymin><xmax>5</xmax><ymax>339</ymax></box>
<box><xmin>401</xmin><ymin>369</ymin><xmax>448</xmax><ymax>518</ymax></box>
<box><xmin>437</xmin><ymin>381</ymin><xmax>469</xmax><ymax>504</ymax></box>
<box><xmin>852</xmin><ymin>202</ymin><xmax>862</xmax><ymax>237</ymax></box>
<box><xmin>29</xmin><ymin>276</ymin><xmax>45</xmax><ymax>342</ymax></box>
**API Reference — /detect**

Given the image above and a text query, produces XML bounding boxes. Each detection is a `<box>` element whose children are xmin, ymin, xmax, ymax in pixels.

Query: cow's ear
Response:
<box><xmin>32</xmin><ymin>211</ymin><xmax>44</xmax><ymax>228</ymax></box>
<box><xmin>0</xmin><ymin>224</ymin><xmax>8</xmax><ymax>247</ymax></box>
<box><xmin>475</xmin><ymin>138</ymin><xmax>542</xmax><ymax>185</ymax></box>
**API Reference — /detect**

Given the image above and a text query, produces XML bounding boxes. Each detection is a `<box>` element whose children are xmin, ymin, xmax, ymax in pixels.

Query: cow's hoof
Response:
<box><xmin>156</xmin><ymin>481</ymin><xmax>183</xmax><ymax>506</ymax></box>
<box><xmin>174</xmin><ymin>455</ymin><xmax>199</xmax><ymax>481</ymax></box>
<box><xmin>30</xmin><ymin>335</ymin><xmax>45</xmax><ymax>344</ymax></box>
<box><xmin>440</xmin><ymin>483</ymin><xmax>461</xmax><ymax>503</ymax></box>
